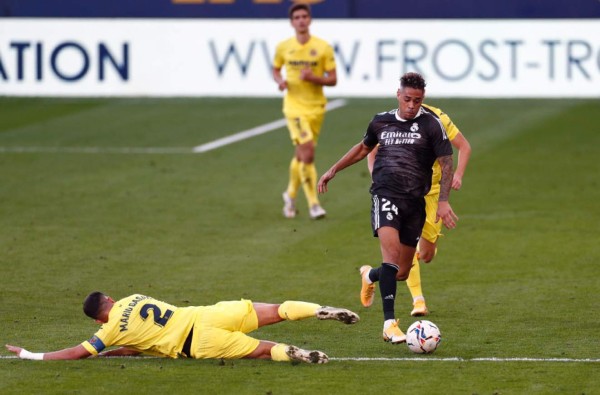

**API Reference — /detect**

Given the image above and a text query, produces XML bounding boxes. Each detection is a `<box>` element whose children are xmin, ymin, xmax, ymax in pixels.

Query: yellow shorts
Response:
<box><xmin>421</xmin><ymin>193</ymin><xmax>443</xmax><ymax>244</ymax></box>
<box><xmin>285</xmin><ymin>113</ymin><xmax>325</xmax><ymax>146</ymax></box>
<box><xmin>192</xmin><ymin>299</ymin><xmax>260</xmax><ymax>360</ymax></box>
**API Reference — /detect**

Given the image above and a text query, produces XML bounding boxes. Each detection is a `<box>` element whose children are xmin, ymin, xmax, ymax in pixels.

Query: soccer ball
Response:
<box><xmin>406</xmin><ymin>320</ymin><xmax>442</xmax><ymax>354</ymax></box>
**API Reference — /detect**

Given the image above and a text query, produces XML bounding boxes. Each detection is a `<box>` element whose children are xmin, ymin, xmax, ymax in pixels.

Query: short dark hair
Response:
<box><xmin>289</xmin><ymin>3</ymin><xmax>311</xmax><ymax>19</ymax></box>
<box><xmin>83</xmin><ymin>291</ymin><xmax>107</xmax><ymax>319</ymax></box>
<box><xmin>400</xmin><ymin>72</ymin><xmax>426</xmax><ymax>91</ymax></box>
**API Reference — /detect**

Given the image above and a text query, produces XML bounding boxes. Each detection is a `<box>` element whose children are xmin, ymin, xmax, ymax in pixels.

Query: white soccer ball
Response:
<box><xmin>406</xmin><ymin>320</ymin><xmax>442</xmax><ymax>354</ymax></box>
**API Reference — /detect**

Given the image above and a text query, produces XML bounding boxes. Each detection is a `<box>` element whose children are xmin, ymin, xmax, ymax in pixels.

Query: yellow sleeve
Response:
<box><xmin>273</xmin><ymin>41</ymin><xmax>285</xmax><ymax>69</ymax></box>
<box><xmin>324</xmin><ymin>43</ymin><xmax>336</xmax><ymax>72</ymax></box>
<box><xmin>424</xmin><ymin>104</ymin><xmax>461</xmax><ymax>141</ymax></box>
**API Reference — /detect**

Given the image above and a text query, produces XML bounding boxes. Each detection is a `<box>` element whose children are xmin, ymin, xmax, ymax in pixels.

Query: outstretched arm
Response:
<box><xmin>318</xmin><ymin>142</ymin><xmax>373</xmax><ymax>193</ymax></box>
<box><xmin>6</xmin><ymin>344</ymin><xmax>92</xmax><ymax>360</ymax></box>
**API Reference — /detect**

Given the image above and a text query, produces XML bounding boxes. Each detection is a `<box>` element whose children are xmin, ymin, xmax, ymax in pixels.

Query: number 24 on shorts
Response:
<box><xmin>381</xmin><ymin>198</ymin><xmax>398</xmax><ymax>220</ymax></box>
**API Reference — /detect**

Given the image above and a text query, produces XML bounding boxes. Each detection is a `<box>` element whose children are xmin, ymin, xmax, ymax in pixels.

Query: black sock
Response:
<box><xmin>379</xmin><ymin>263</ymin><xmax>399</xmax><ymax>321</ymax></box>
<box><xmin>368</xmin><ymin>266</ymin><xmax>380</xmax><ymax>283</ymax></box>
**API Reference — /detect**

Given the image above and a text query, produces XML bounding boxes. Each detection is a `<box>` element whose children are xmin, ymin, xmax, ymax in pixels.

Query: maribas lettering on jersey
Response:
<box><xmin>119</xmin><ymin>295</ymin><xmax>150</xmax><ymax>332</ymax></box>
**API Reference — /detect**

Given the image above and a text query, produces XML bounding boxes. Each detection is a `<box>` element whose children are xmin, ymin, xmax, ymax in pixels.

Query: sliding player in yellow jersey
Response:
<box><xmin>273</xmin><ymin>3</ymin><xmax>337</xmax><ymax>220</ymax></box>
<box><xmin>364</xmin><ymin>103</ymin><xmax>471</xmax><ymax>317</ymax></box>
<box><xmin>6</xmin><ymin>291</ymin><xmax>359</xmax><ymax>364</ymax></box>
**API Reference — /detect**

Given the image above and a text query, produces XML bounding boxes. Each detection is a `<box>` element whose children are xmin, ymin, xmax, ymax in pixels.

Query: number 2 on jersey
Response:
<box><xmin>140</xmin><ymin>304</ymin><xmax>173</xmax><ymax>327</ymax></box>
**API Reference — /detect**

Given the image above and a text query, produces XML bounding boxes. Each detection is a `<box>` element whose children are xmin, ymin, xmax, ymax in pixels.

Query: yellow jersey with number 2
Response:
<box><xmin>81</xmin><ymin>294</ymin><xmax>198</xmax><ymax>358</ymax></box>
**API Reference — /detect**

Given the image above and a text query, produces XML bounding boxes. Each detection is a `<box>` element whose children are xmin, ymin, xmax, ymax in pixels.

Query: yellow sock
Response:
<box><xmin>286</xmin><ymin>158</ymin><xmax>301</xmax><ymax>198</ymax></box>
<box><xmin>278</xmin><ymin>301</ymin><xmax>320</xmax><ymax>321</ymax></box>
<box><xmin>406</xmin><ymin>255</ymin><xmax>423</xmax><ymax>301</ymax></box>
<box><xmin>270</xmin><ymin>343</ymin><xmax>291</xmax><ymax>362</ymax></box>
<box><xmin>299</xmin><ymin>161</ymin><xmax>319</xmax><ymax>207</ymax></box>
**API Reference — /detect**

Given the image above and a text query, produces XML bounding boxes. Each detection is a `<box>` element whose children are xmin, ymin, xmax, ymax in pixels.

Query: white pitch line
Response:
<box><xmin>192</xmin><ymin>98</ymin><xmax>347</xmax><ymax>153</ymax></box>
<box><xmin>192</xmin><ymin>118</ymin><xmax>287</xmax><ymax>153</ymax></box>
<box><xmin>330</xmin><ymin>357</ymin><xmax>600</xmax><ymax>363</ymax></box>
<box><xmin>0</xmin><ymin>99</ymin><xmax>348</xmax><ymax>155</ymax></box>
<box><xmin>1</xmin><ymin>356</ymin><xmax>598</xmax><ymax>362</ymax></box>
<box><xmin>0</xmin><ymin>146</ymin><xmax>193</xmax><ymax>154</ymax></box>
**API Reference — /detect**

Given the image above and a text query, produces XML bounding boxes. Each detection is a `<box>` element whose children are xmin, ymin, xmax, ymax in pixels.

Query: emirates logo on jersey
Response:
<box><xmin>410</xmin><ymin>123</ymin><xmax>419</xmax><ymax>132</ymax></box>
<box><xmin>380</xmin><ymin>130</ymin><xmax>421</xmax><ymax>146</ymax></box>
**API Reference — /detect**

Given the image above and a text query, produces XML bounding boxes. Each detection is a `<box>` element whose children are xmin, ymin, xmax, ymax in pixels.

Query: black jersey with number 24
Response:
<box><xmin>363</xmin><ymin>107</ymin><xmax>453</xmax><ymax>200</ymax></box>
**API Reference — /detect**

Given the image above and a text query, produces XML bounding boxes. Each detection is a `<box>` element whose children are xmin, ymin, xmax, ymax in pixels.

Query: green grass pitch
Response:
<box><xmin>1</xmin><ymin>97</ymin><xmax>599</xmax><ymax>394</ymax></box>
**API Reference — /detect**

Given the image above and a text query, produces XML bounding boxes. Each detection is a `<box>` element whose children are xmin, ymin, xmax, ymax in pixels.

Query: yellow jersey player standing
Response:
<box><xmin>6</xmin><ymin>292</ymin><xmax>359</xmax><ymax>364</ymax></box>
<box><xmin>273</xmin><ymin>3</ymin><xmax>337</xmax><ymax>219</ymax></box>
<box><xmin>364</xmin><ymin>104</ymin><xmax>472</xmax><ymax>317</ymax></box>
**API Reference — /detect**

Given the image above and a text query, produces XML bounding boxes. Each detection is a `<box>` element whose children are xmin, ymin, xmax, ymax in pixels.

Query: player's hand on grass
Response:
<box><xmin>6</xmin><ymin>344</ymin><xmax>23</xmax><ymax>357</ymax></box>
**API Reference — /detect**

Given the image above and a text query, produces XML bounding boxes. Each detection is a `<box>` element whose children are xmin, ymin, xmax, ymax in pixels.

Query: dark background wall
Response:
<box><xmin>1</xmin><ymin>0</ymin><xmax>599</xmax><ymax>18</ymax></box>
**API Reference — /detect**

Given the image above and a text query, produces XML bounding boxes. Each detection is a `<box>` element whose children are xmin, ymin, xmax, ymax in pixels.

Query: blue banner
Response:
<box><xmin>1</xmin><ymin>0</ymin><xmax>599</xmax><ymax>18</ymax></box>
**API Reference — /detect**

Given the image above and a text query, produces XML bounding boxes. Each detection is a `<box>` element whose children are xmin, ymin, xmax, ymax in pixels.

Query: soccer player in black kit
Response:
<box><xmin>318</xmin><ymin>72</ymin><xmax>458</xmax><ymax>343</ymax></box>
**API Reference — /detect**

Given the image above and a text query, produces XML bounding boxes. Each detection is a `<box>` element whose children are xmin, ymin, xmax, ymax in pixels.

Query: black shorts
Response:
<box><xmin>370</xmin><ymin>194</ymin><xmax>426</xmax><ymax>247</ymax></box>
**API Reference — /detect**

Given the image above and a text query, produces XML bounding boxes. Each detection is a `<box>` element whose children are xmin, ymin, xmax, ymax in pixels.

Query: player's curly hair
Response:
<box><xmin>289</xmin><ymin>3</ymin><xmax>311</xmax><ymax>19</ymax></box>
<box><xmin>83</xmin><ymin>291</ymin><xmax>108</xmax><ymax>319</ymax></box>
<box><xmin>400</xmin><ymin>72</ymin><xmax>426</xmax><ymax>91</ymax></box>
